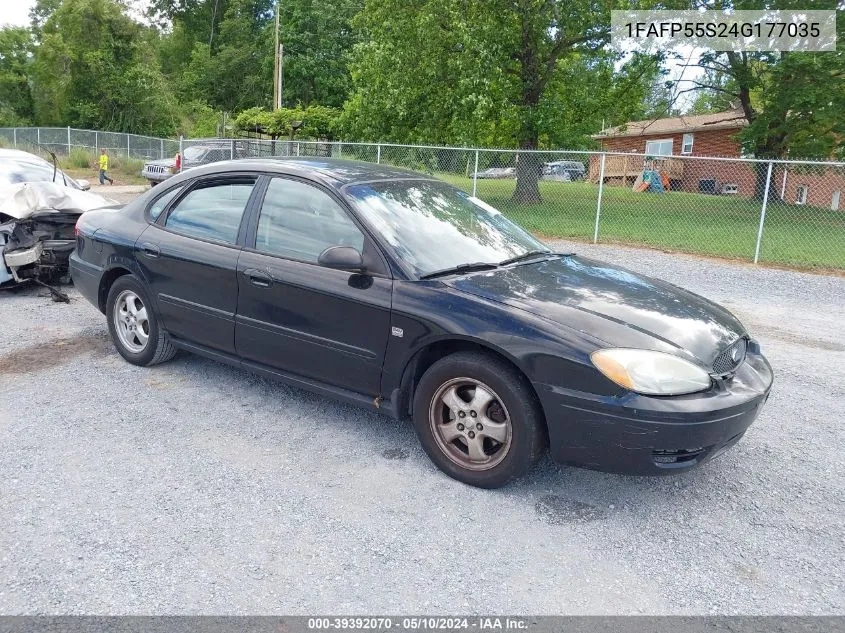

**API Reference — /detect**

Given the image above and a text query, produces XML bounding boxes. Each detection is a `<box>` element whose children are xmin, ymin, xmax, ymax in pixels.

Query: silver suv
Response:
<box><xmin>141</xmin><ymin>142</ymin><xmax>235</xmax><ymax>186</ymax></box>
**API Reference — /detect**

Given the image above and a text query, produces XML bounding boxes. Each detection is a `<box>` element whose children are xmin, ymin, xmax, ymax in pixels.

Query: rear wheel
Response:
<box><xmin>412</xmin><ymin>351</ymin><xmax>546</xmax><ymax>488</ymax></box>
<box><xmin>106</xmin><ymin>275</ymin><xmax>176</xmax><ymax>366</ymax></box>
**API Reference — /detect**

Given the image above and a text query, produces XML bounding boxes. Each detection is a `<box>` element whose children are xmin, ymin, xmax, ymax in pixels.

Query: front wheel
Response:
<box><xmin>106</xmin><ymin>275</ymin><xmax>176</xmax><ymax>366</ymax></box>
<box><xmin>412</xmin><ymin>351</ymin><xmax>547</xmax><ymax>488</ymax></box>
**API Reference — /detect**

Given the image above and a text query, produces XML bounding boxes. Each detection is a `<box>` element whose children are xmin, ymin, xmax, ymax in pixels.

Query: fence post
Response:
<box><xmin>127</xmin><ymin>134</ymin><xmax>130</xmax><ymax>158</ymax></box>
<box><xmin>780</xmin><ymin>168</ymin><xmax>787</xmax><ymax>200</ymax></box>
<box><xmin>37</xmin><ymin>128</ymin><xmax>40</xmax><ymax>147</ymax></box>
<box><xmin>376</xmin><ymin>144</ymin><xmax>381</xmax><ymax>164</ymax></box>
<box><xmin>230</xmin><ymin>139</ymin><xmax>235</xmax><ymax>160</ymax></box>
<box><xmin>593</xmin><ymin>153</ymin><xmax>607</xmax><ymax>243</ymax></box>
<box><xmin>753</xmin><ymin>161</ymin><xmax>774</xmax><ymax>264</ymax></box>
<box><xmin>160</xmin><ymin>139</ymin><xmax>164</xmax><ymax>160</ymax></box>
<box><xmin>95</xmin><ymin>131</ymin><xmax>98</xmax><ymax>152</ymax></box>
<box><xmin>66</xmin><ymin>126</ymin><xmax>71</xmax><ymax>154</ymax></box>
<box><xmin>179</xmin><ymin>136</ymin><xmax>184</xmax><ymax>172</ymax></box>
<box><xmin>472</xmin><ymin>150</ymin><xmax>479</xmax><ymax>197</ymax></box>
<box><xmin>12</xmin><ymin>128</ymin><xmax>16</xmax><ymax>148</ymax></box>
<box><xmin>296</xmin><ymin>141</ymin><xmax>300</xmax><ymax>156</ymax></box>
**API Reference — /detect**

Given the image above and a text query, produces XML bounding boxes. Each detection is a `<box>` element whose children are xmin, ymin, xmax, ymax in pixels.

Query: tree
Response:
<box><xmin>31</xmin><ymin>0</ymin><xmax>179</xmax><ymax>135</ymax></box>
<box><xmin>0</xmin><ymin>27</ymin><xmax>35</xmax><ymax>126</ymax></box>
<box><xmin>279</xmin><ymin>0</ymin><xmax>362</xmax><ymax>108</ymax></box>
<box><xmin>665</xmin><ymin>0</ymin><xmax>845</xmax><ymax>196</ymax></box>
<box><xmin>345</xmin><ymin>0</ymin><xmax>655</xmax><ymax>203</ymax></box>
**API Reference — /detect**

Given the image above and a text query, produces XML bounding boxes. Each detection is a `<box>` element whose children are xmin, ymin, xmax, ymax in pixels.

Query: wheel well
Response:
<box><xmin>397</xmin><ymin>339</ymin><xmax>545</xmax><ymax>425</ymax></box>
<box><xmin>98</xmin><ymin>267</ymin><xmax>132</xmax><ymax>313</ymax></box>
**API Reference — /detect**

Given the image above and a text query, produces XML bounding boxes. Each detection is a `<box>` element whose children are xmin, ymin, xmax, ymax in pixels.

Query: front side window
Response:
<box><xmin>255</xmin><ymin>177</ymin><xmax>364</xmax><ymax>263</ymax></box>
<box><xmin>164</xmin><ymin>178</ymin><xmax>255</xmax><ymax>244</ymax></box>
<box><xmin>346</xmin><ymin>179</ymin><xmax>548</xmax><ymax>278</ymax></box>
<box><xmin>645</xmin><ymin>139</ymin><xmax>674</xmax><ymax>157</ymax></box>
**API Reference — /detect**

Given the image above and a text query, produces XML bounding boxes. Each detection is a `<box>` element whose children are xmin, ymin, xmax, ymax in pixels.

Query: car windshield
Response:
<box><xmin>183</xmin><ymin>147</ymin><xmax>206</xmax><ymax>160</ymax></box>
<box><xmin>346</xmin><ymin>179</ymin><xmax>549</xmax><ymax>278</ymax></box>
<box><xmin>0</xmin><ymin>157</ymin><xmax>80</xmax><ymax>189</ymax></box>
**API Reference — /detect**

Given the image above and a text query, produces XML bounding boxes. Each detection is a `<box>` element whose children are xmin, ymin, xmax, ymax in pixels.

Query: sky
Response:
<box><xmin>0</xmin><ymin>0</ymin><xmax>35</xmax><ymax>28</ymax></box>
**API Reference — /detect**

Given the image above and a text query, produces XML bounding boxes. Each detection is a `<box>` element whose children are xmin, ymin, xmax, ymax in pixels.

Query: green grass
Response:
<box><xmin>436</xmin><ymin>174</ymin><xmax>845</xmax><ymax>270</ymax></box>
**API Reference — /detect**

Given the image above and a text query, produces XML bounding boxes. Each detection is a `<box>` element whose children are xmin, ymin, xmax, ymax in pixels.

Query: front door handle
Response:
<box><xmin>140</xmin><ymin>242</ymin><xmax>160</xmax><ymax>258</ymax></box>
<box><xmin>243</xmin><ymin>268</ymin><xmax>272</xmax><ymax>288</ymax></box>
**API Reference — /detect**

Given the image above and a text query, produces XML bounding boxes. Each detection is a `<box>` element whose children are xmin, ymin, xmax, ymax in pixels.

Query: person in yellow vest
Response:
<box><xmin>98</xmin><ymin>148</ymin><xmax>114</xmax><ymax>185</ymax></box>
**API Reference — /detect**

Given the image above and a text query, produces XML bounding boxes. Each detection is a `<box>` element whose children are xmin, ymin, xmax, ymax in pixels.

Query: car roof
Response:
<box><xmin>182</xmin><ymin>157</ymin><xmax>439</xmax><ymax>189</ymax></box>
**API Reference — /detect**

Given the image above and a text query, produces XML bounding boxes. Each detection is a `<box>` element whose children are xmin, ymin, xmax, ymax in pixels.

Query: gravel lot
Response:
<box><xmin>1</xmin><ymin>226</ymin><xmax>843</xmax><ymax>614</ymax></box>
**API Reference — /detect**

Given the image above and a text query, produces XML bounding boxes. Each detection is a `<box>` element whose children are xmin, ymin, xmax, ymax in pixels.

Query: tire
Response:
<box><xmin>148</xmin><ymin>179</ymin><xmax>158</xmax><ymax>187</ymax></box>
<box><xmin>106</xmin><ymin>275</ymin><xmax>176</xmax><ymax>366</ymax></box>
<box><xmin>412</xmin><ymin>351</ymin><xmax>547</xmax><ymax>488</ymax></box>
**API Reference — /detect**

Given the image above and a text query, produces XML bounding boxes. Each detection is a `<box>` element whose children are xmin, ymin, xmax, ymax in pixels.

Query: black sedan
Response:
<box><xmin>70</xmin><ymin>158</ymin><xmax>773</xmax><ymax>488</ymax></box>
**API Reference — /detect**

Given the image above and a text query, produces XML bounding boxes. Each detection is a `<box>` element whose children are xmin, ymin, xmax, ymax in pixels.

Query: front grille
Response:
<box><xmin>145</xmin><ymin>165</ymin><xmax>166</xmax><ymax>174</ymax></box>
<box><xmin>713</xmin><ymin>337</ymin><xmax>747</xmax><ymax>375</ymax></box>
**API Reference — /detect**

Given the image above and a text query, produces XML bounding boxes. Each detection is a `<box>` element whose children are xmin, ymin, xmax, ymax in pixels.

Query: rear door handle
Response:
<box><xmin>243</xmin><ymin>268</ymin><xmax>272</xmax><ymax>288</ymax></box>
<box><xmin>140</xmin><ymin>242</ymin><xmax>160</xmax><ymax>258</ymax></box>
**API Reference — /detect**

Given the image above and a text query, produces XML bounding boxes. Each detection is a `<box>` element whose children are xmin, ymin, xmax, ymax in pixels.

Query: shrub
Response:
<box><xmin>66</xmin><ymin>147</ymin><xmax>95</xmax><ymax>169</ymax></box>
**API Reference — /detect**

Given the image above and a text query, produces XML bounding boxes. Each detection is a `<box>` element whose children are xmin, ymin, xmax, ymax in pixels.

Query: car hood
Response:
<box><xmin>0</xmin><ymin>182</ymin><xmax>117</xmax><ymax>221</ymax></box>
<box><xmin>446</xmin><ymin>255</ymin><xmax>746</xmax><ymax>365</ymax></box>
<box><xmin>145</xmin><ymin>158</ymin><xmax>176</xmax><ymax>167</ymax></box>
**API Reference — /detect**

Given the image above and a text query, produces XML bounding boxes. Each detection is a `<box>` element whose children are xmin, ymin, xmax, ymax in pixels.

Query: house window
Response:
<box><xmin>796</xmin><ymin>185</ymin><xmax>808</xmax><ymax>205</ymax></box>
<box><xmin>645</xmin><ymin>138</ymin><xmax>673</xmax><ymax>157</ymax></box>
<box><xmin>682</xmin><ymin>134</ymin><xmax>694</xmax><ymax>154</ymax></box>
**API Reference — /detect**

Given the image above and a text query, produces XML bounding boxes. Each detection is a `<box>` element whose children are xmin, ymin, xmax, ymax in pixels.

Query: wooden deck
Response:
<box><xmin>590</xmin><ymin>156</ymin><xmax>684</xmax><ymax>184</ymax></box>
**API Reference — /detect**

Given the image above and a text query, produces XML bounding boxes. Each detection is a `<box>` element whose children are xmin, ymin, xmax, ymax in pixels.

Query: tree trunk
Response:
<box><xmin>511</xmin><ymin>9</ymin><xmax>543</xmax><ymax>205</ymax></box>
<box><xmin>513</xmin><ymin>138</ymin><xmax>542</xmax><ymax>203</ymax></box>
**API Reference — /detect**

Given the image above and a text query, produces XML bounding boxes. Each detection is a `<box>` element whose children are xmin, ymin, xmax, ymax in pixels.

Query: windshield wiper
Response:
<box><xmin>419</xmin><ymin>262</ymin><xmax>499</xmax><ymax>280</ymax></box>
<box><xmin>37</xmin><ymin>144</ymin><xmax>67</xmax><ymax>186</ymax></box>
<box><xmin>498</xmin><ymin>250</ymin><xmax>552</xmax><ymax>266</ymax></box>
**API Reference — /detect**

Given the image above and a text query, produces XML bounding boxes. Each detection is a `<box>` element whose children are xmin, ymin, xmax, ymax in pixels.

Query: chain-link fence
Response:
<box><xmin>0</xmin><ymin>126</ymin><xmax>180</xmax><ymax>160</ymax></box>
<box><xmin>2</xmin><ymin>128</ymin><xmax>843</xmax><ymax>270</ymax></box>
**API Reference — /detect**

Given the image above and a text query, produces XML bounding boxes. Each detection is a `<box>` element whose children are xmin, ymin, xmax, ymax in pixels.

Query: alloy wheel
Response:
<box><xmin>428</xmin><ymin>377</ymin><xmax>513</xmax><ymax>471</ymax></box>
<box><xmin>113</xmin><ymin>289</ymin><xmax>150</xmax><ymax>353</ymax></box>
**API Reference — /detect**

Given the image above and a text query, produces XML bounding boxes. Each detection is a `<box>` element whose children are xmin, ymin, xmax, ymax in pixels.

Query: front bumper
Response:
<box><xmin>535</xmin><ymin>348</ymin><xmax>774</xmax><ymax>475</ymax></box>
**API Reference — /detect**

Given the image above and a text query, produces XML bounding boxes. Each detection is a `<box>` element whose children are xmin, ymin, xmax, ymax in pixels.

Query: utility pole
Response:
<box><xmin>278</xmin><ymin>44</ymin><xmax>284</xmax><ymax>110</ymax></box>
<box><xmin>273</xmin><ymin>0</ymin><xmax>281</xmax><ymax>110</ymax></box>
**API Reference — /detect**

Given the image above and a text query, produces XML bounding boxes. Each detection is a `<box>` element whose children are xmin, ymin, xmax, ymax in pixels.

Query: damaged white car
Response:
<box><xmin>0</xmin><ymin>181</ymin><xmax>117</xmax><ymax>290</ymax></box>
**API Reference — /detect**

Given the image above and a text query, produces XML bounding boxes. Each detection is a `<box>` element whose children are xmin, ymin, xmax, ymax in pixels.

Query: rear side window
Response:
<box><xmin>148</xmin><ymin>187</ymin><xmax>182</xmax><ymax>220</ymax></box>
<box><xmin>165</xmin><ymin>178</ymin><xmax>255</xmax><ymax>244</ymax></box>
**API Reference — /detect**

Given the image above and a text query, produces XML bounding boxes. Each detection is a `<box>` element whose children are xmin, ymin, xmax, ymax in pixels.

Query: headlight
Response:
<box><xmin>590</xmin><ymin>348</ymin><xmax>712</xmax><ymax>396</ymax></box>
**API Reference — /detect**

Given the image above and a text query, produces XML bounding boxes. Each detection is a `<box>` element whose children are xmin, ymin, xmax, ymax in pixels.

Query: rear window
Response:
<box><xmin>148</xmin><ymin>187</ymin><xmax>182</xmax><ymax>221</ymax></box>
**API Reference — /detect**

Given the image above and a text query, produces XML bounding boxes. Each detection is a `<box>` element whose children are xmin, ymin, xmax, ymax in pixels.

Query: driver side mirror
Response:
<box><xmin>77</xmin><ymin>179</ymin><xmax>91</xmax><ymax>191</ymax></box>
<box><xmin>318</xmin><ymin>246</ymin><xmax>365</xmax><ymax>272</ymax></box>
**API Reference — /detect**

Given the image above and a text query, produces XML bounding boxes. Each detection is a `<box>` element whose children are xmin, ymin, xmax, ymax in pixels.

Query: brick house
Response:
<box><xmin>589</xmin><ymin>110</ymin><xmax>844</xmax><ymax>209</ymax></box>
